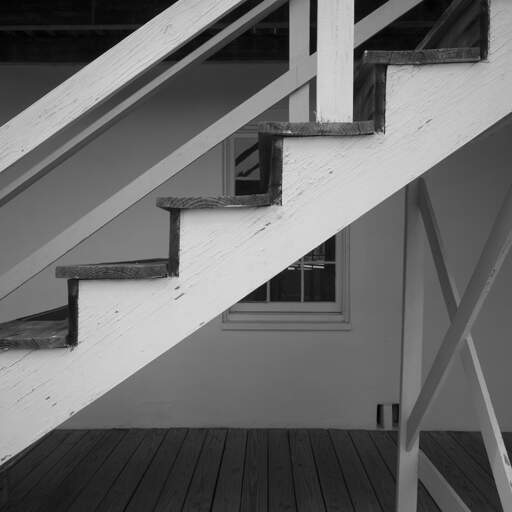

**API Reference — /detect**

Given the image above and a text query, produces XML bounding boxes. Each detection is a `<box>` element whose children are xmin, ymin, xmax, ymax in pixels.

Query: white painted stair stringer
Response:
<box><xmin>1</xmin><ymin>0</ymin><xmax>511</xmax><ymax>465</ymax></box>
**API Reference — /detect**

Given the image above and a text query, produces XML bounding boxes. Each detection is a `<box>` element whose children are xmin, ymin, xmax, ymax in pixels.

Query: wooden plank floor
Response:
<box><xmin>0</xmin><ymin>429</ymin><xmax>507</xmax><ymax>511</ymax></box>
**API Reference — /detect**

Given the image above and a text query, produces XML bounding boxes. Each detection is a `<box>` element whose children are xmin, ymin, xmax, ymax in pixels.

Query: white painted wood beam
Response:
<box><xmin>407</xmin><ymin>184</ymin><xmax>512</xmax><ymax>449</ymax></box>
<box><xmin>289</xmin><ymin>0</ymin><xmax>310</xmax><ymax>122</ymax></box>
<box><xmin>0</xmin><ymin>1</ymin><xmax>423</xmax><ymax>301</ymax></box>
<box><xmin>0</xmin><ymin>0</ymin><xmax>249</xmax><ymax>175</ymax></box>
<box><xmin>396</xmin><ymin>181</ymin><xmax>424</xmax><ymax>512</ymax></box>
<box><xmin>419</xmin><ymin>451</ymin><xmax>471</xmax><ymax>512</ymax></box>
<box><xmin>418</xmin><ymin>179</ymin><xmax>512</xmax><ymax>511</ymax></box>
<box><xmin>316</xmin><ymin>0</ymin><xmax>354</xmax><ymax>122</ymax></box>
<box><xmin>0</xmin><ymin>0</ymin><xmax>288</xmax><ymax>209</ymax></box>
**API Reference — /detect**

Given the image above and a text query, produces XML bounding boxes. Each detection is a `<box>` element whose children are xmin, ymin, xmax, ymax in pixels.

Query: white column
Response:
<box><xmin>316</xmin><ymin>0</ymin><xmax>354</xmax><ymax>122</ymax></box>
<box><xmin>289</xmin><ymin>0</ymin><xmax>310</xmax><ymax>121</ymax></box>
<box><xmin>396</xmin><ymin>181</ymin><xmax>424</xmax><ymax>511</ymax></box>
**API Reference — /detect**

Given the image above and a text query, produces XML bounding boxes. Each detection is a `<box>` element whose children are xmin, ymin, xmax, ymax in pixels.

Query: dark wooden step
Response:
<box><xmin>56</xmin><ymin>258</ymin><xmax>169</xmax><ymax>280</ymax></box>
<box><xmin>363</xmin><ymin>47</ymin><xmax>481</xmax><ymax>65</ymax></box>
<box><xmin>0</xmin><ymin>319</ymin><xmax>68</xmax><ymax>349</ymax></box>
<box><xmin>156</xmin><ymin>193</ymin><xmax>272</xmax><ymax>212</ymax></box>
<box><xmin>259</xmin><ymin>120</ymin><xmax>375</xmax><ymax>137</ymax></box>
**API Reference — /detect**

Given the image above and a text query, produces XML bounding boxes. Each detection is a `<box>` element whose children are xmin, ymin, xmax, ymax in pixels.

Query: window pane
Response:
<box><xmin>270</xmin><ymin>263</ymin><xmax>301</xmax><ymax>302</ymax></box>
<box><xmin>304</xmin><ymin>263</ymin><xmax>335</xmax><ymax>302</ymax></box>
<box><xmin>235</xmin><ymin>138</ymin><xmax>264</xmax><ymax>194</ymax></box>
<box><xmin>240</xmin><ymin>283</ymin><xmax>267</xmax><ymax>302</ymax></box>
<box><xmin>304</xmin><ymin>236</ymin><xmax>336</xmax><ymax>262</ymax></box>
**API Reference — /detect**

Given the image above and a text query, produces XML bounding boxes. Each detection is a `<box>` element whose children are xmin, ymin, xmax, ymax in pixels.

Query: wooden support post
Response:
<box><xmin>407</xmin><ymin>185</ymin><xmax>512</xmax><ymax>449</ymax></box>
<box><xmin>289</xmin><ymin>0</ymin><xmax>310</xmax><ymax>122</ymax></box>
<box><xmin>316</xmin><ymin>0</ymin><xmax>354</xmax><ymax>122</ymax></box>
<box><xmin>396</xmin><ymin>181</ymin><xmax>424</xmax><ymax>512</ymax></box>
<box><xmin>418</xmin><ymin>179</ymin><xmax>512</xmax><ymax>511</ymax></box>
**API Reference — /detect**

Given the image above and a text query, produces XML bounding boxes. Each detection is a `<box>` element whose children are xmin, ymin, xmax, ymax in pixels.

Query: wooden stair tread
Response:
<box><xmin>259</xmin><ymin>120</ymin><xmax>375</xmax><ymax>137</ymax></box>
<box><xmin>156</xmin><ymin>193</ymin><xmax>272</xmax><ymax>211</ymax></box>
<box><xmin>56</xmin><ymin>259</ymin><xmax>169</xmax><ymax>280</ymax></box>
<box><xmin>363</xmin><ymin>47</ymin><xmax>481</xmax><ymax>65</ymax></box>
<box><xmin>0</xmin><ymin>319</ymin><xmax>68</xmax><ymax>349</ymax></box>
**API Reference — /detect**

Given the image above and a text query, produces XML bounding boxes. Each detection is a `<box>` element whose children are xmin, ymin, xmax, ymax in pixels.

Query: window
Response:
<box><xmin>222</xmin><ymin>125</ymin><xmax>350</xmax><ymax>331</ymax></box>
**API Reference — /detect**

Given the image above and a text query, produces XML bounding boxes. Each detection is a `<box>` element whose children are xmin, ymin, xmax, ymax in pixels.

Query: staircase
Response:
<box><xmin>0</xmin><ymin>0</ymin><xmax>510</xmax><ymax>483</ymax></box>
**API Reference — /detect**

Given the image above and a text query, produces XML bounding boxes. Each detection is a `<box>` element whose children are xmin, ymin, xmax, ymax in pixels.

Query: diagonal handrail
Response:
<box><xmin>0</xmin><ymin>0</ymin><xmax>288</xmax><ymax>209</ymax></box>
<box><xmin>0</xmin><ymin>0</ymin><xmax>423</xmax><ymax>301</ymax></box>
<box><xmin>0</xmin><ymin>0</ymin><xmax>249</xmax><ymax>176</ymax></box>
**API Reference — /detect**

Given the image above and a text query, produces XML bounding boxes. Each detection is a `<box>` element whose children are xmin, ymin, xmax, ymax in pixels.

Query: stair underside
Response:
<box><xmin>55</xmin><ymin>258</ymin><xmax>169</xmax><ymax>280</ymax></box>
<box><xmin>2</xmin><ymin>0</ymin><xmax>509</xmax><ymax>465</ymax></box>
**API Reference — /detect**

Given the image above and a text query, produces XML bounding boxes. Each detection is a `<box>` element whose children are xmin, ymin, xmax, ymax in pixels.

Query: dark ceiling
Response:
<box><xmin>0</xmin><ymin>0</ymin><xmax>451</xmax><ymax>62</ymax></box>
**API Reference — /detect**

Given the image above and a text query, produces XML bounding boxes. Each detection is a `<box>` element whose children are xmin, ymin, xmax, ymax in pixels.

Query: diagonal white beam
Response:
<box><xmin>418</xmin><ymin>178</ymin><xmax>512</xmax><ymax>510</ymax></box>
<box><xmin>407</xmin><ymin>184</ymin><xmax>512</xmax><ymax>449</ymax></box>
<box><xmin>419</xmin><ymin>451</ymin><xmax>471</xmax><ymax>512</ymax></box>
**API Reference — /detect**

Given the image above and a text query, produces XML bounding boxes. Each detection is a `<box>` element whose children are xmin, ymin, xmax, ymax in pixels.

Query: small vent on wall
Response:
<box><xmin>376</xmin><ymin>403</ymin><xmax>399</xmax><ymax>429</ymax></box>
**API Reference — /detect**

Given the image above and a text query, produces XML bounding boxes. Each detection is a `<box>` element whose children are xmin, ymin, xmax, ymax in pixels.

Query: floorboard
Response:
<box><xmin>1</xmin><ymin>430</ymin><xmax>87</xmax><ymax>509</ymax></box>
<box><xmin>268</xmin><ymin>429</ymin><xmax>296</xmax><ymax>512</ymax></box>
<box><xmin>350</xmin><ymin>430</ymin><xmax>395</xmax><ymax>512</ymax></box>
<box><xmin>1</xmin><ymin>429</ymin><xmax>509</xmax><ymax>512</ymax></box>
<box><xmin>153</xmin><ymin>429</ymin><xmax>207</xmax><ymax>512</ymax></box>
<box><xmin>18</xmin><ymin>430</ymin><xmax>107</xmax><ymax>512</ymax></box>
<box><xmin>241</xmin><ymin>429</ymin><xmax>268</xmax><ymax>512</ymax></box>
<box><xmin>125</xmin><ymin>428</ymin><xmax>187</xmax><ymax>512</ymax></box>
<box><xmin>330</xmin><ymin>430</ymin><xmax>382</xmax><ymax>512</ymax></box>
<box><xmin>309</xmin><ymin>429</ymin><xmax>353</xmax><ymax>512</ymax></box>
<box><xmin>211</xmin><ymin>429</ymin><xmax>247</xmax><ymax>512</ymax></box>
<box><xmin>68</xmin><ymin>429</ymin><xmax>146</xmax><ymax>512</ymax></box>
<box><xmin>289</xmin><ymin>429</ymin><xmax>325</xmax><ymax>512</ymax></box>
<box><xmin>96</xmin><ymin>429</ymin><xmax>166</xmax><ymax>512</ymax></box>
<box><xmin>182</xmin><ymin>429</ymin><xmax>227</xmax><ymax>512</ymax></box>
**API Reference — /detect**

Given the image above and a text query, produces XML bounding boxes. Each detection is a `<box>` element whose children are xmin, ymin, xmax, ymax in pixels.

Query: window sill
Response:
<box><xmin>221</xmin><ymin>310</ymin><xmax>352</xmax><ymax>331</ymax></box>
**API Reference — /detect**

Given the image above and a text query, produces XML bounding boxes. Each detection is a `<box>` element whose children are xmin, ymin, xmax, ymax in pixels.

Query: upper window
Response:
<box><xmin>222</xmin><ymin>125</ymin><xmax>350</xmax><ymax>331</ymax></box>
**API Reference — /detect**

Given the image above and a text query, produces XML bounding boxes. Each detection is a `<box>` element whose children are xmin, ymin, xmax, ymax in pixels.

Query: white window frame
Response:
<box><xmin>221</xmin><ymin>124</ymin><xmax>351</xmax><ymax>331</ymax></box>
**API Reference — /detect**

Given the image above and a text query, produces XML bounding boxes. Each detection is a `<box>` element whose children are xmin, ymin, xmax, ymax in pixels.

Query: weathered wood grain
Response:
<box><xmin>363</xmin><ymin>47</ymin><xmax>481</xmax><ymax>65</ymax></box>
<box><xmin>0</xmin><ymin>320</ymin><xmax>68</xmax><ymax>350</ymax></box>
<box><xmin>0</xmin><ymin>0</ymin><xmax>249</xmax><ymax>174</ymax></box>
<box><xmin>259</xmin><ymin>121</ymin><xmax>375</xmax><ymax>137</ymax></box>
<box><xmin>55</xmin><ymin>259</ymin><xmax>169</xmax><ymax>280</ymax></box>
<box><xmin>157</xmin><ymin>194</ymin><xmax>272</xmax><ymax>211</ymax></box>
<box><xmin>2</xmin><ymin>0</ymin><xmax>511</xmax><ymax>465</ymax></box>
<box><xmin>168</xmin><ymin>210</ymin><xmax>180</xmax><ymax>277</ymax></box>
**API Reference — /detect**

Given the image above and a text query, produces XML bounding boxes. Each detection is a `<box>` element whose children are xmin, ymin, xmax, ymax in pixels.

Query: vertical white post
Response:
<box><xmin>289</xmin><ymin>0</ymin><xmax>310</xmax><ymax>122</ymax></box>
<box><xmin>316</xmin><ymin>0</ymin><xmax>354</xmax><ymax>122</ymax></box>
<box><xmin>396</xmin><ymin>181</ymin><xmax>424</xmax><ymax>511</ymax></box>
